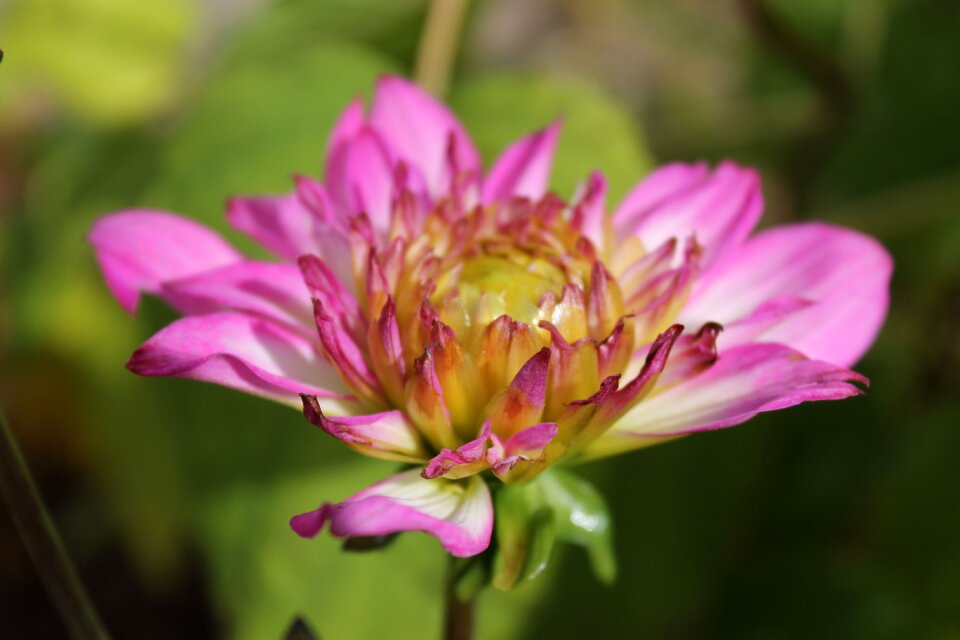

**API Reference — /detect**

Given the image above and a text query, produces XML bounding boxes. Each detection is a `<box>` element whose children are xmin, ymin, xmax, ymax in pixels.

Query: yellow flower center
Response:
<box><xmin>439</xmin><ymin>252</ymin><xmax>565</xmax><ymax>331</ymax></box>
<box><xmin>331</xmin><ymin>192</ymin><xmax>696</xmax><ymax>481</ymax></box>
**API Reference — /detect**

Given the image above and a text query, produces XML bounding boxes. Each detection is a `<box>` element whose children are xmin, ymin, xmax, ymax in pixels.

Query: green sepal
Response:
<box><xmin>540</xmin><ymin>469</ymin><xmax>617</xmax><ymax>584</ymax></box>
<box><xmin>491</xmin><ymin>468</ymin><xmax>615</xmax><ymax>590</ymax></box>
<box><xmin>491</xmin><ymin>483</ymin><xmax>557</xmax><ymax>591</ymax></box>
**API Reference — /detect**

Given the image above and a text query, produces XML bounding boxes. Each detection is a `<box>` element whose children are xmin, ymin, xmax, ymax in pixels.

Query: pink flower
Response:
<box><xmin>89</xmin><ymin>76</ymin><xmax>891</xmax><ymax>558</ymax></box>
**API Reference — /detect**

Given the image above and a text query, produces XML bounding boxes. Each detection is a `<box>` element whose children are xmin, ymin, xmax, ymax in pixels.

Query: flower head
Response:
<box><xmin>90</xmin><ymin>76</ymin><xmax>891</xmax><ymax>559</ymax></box>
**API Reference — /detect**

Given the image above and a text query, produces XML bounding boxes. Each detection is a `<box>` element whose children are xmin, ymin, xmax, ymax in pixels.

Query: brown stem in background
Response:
<box><xmin>414</xmin><ymin>0</ymin><xmax>472</xmax><ymax>97</ymax></box>
<box><xmin>738</xmin><ymin>0</ymin><xmax>857</xmax><ymax>213</ymax></box>
<box><xmin>0</xmin><ymin>410</ymin><xmax>109</xmax><ymax>639</ymax></box>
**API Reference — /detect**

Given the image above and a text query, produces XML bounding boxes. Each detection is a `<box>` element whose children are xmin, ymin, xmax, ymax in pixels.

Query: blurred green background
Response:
<box><xmin>2</xmin><ymin>0</ymin><xmax>959</xmax><ymax>638</ymax></box>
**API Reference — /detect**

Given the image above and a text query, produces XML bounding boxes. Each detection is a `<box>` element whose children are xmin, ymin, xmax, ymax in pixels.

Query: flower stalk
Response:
<box><xmin>0</xmin><ymin>409</ymin><xmax>109</xmax><ymax>639</ymax></box>
<box><xmin>444</xmin><ymin>556</ymin><xmax>478</xmax><ymax>640</ymax></box>
<box><xmin>414</xmin><ymin>0</ymin><xmax>472</xmax><ymax>96</ymax></box>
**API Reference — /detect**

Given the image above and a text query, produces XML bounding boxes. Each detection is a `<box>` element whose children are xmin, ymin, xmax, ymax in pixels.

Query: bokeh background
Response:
<box><xmin>2</xmin><ymin>0</ymin><xmax>959</xmax><ymax>638</ymax></box>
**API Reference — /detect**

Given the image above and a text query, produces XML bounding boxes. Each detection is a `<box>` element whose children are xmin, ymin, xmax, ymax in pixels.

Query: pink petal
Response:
<box><xmin>680</xmin><ymin>222</ymin><xmax>893</xmax><ymax>367</ymax></box>
<box><xmin>714</xmin><ymin>297</ymin><xmax>815</xmax><ymax>347</ymax></box>
<box><xmin>325</xmin><ymin>126</ymin><xmax>395</xmax><ymax>238</ymax></box>
<box><xmin>89</xmin><ymin>210</ymin><xmax>242</xmax><ymax>314</ymax></box>
<box><xmin>612</xmin><ymin>161</ymin><xmax>762</xmax><ymax>265</ymax></box>
<box><xmin>587</xmin><ymin>260</ymin><xmax>619</xmax><ymax>338</ymax></box>
<box><xmin>227</xmin><ymin>184</ymin><xmax>355</xmax><ymax>291</ymax></box>
<box><xmin>311</xmin><ymin>299</ymin><xmax>383</xmax><ymax>402</ymax></box>
<box><xmin>368</xmin><ymin>297</ymin><xmax>406</xmax><ymax>401</ymax></box>
<box><xmin>590</xmin><ymin>324</ymin><xmax>683</xmax><ymax>424</ymax></box>
<box><xmin>370</xmin><ymin>75</ymin><xmax>481</xmax><ymax>199</ymax></box>
<box><xmin>615</xmin><ymin>237</ymin><xmax>678</xmax><ymax>297</ymax></box>
<box><xmin>291</xmin><ymin>469</ymin><xmax>493</xmax><ymax>558</ymax></box>
<box><xmin>502</xmin><ymin>422</ymin><xmax>558</xmax><ymax>456</ymax></box>
<box><xmin>421</xmin><ymin>448</ymin><xmax>486</xmax><ymax>481</ymax></box>
<box><xmin>491</xmin><ymin>422</ymin><xmax>559</xmax><ymax>482</ymax></box>
<box><xmin>422</xmin><ymin>422</ymin><xmax>498</xmax><ymax>480</ymax></box>
<box><xmin>126</xmin><ymin>311</ymin><xmax>353</xmax><ymax>408</ymax></box>
<box><xmin>326</xmin><ymin>98</ymin><xmax>366</xmax><ymax>161</ymax></box>
<box><xmin>570</xmin><ymin>172</ymin><xmax>608</xmax><ymax>254</ymax></box>
<box><xmin>510</xmin><ymin>347</ymin><xmax>551</xmax><ymax>411</ymax></box>
<box><xmin>590</xmin><ymin>342</ymin><xmax>867</xmax><ymax>457</ymax></box>
<box><xmin>300</xmin><ymin>395</ymin><xmax>427</xmax><ymax>463</ymax></box>
<box><xmin>405</xmin><ymin>346</ymin><xmax>458</xmax><ymax>450</ymax></box>
<box><xmin>611</xmin><ymin>162</ymin><xmax>710</xmax><ymax>232</ymax></box>
<box><xmin>161</xmin><ymin>261</ymin><xmax>313</xmax><ymax>332</ymax></box>
<box><xmin>655</xmin><ymin>322</ymin><xmax>722</xmax><ymax>389</ymax></box>
<box><xmin>226</xmin><ymin>193</ymin><xmax>319</xmax><ymax>260</ymax></box>
<box><xmin>481</xmin><ymin>121</ymin><xmax>561</xmax><ymax>204</ymax></box>
<box><xmin>291</xmin><ymin>177</ymin><xmax>357</xmax><ymax>288</ymax></box>
<box><xmin>298</xmin><ymin>255</ymin><xmax>364</xmax><ymax>342</ymax></box>
<box><xmin>596</xmin><ymin>318</ymin><xmax>633</xmax><ymax>379</ymax></box>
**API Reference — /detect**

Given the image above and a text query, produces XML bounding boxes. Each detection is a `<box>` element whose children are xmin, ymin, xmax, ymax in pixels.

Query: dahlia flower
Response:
<box><xmin>89</xmin><ymin>76</ymin><xmax>891</xmax><ymax>561</ymax></box>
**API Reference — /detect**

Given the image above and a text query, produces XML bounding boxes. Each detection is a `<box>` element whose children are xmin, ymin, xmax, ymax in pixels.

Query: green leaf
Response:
<box><xmin>451</xmin><ymin>73</ymin><xmax>653</xmax><ymax>203</ymax></box>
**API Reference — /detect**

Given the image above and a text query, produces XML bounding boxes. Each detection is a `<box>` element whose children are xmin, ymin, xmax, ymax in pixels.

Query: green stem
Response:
<box><xmin>0</xmin><ymin>409</ymin><xmax>109</xmax><ymax>639</ymax></box>
<box><xmin>414</xmin><ymin>0</ymin><xmax>472</xmax><ymax>97</ymax></box>
<box><xmin>443</xmin><ymin>557</ymin><xmax>476</xmax><ymax>640</ymax></box>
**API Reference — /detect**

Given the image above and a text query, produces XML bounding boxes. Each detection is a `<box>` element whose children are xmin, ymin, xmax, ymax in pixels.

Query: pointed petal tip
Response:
<box><xmin>482</xmin><ymin>121</ymin><xmax>562</xmax><ymax>203</ymax></box>
<box><xmin>290</xmin><ymin>508</ymin><xmax>328</xmax><ymax>538</ymax></box>
<box><xmin>345</xmin><ymin>95</ymin><xmax>367</xmax><ymax>112</ymax></box>
<box><xmin>642</xmin><ymin>324</ymin><xmax>685</xmax><ymax>371</ymax></box>
<box><xmin>542</xmin><ymin>117</ymin><xmax>563</xmax><ymax>139</ymax></box>
<box><xmin>375</xmin><ymin>73</ymin><xmax>406</xmax><ymax>88</ymax></box>
<box><xmin>300</xmin><ymin>393</ymin><xmax>322</xmax><ymax>422</ymax></box>
<box><xmin>512</xmin><ymin>347</ymin><xmax>552</xmax><ymax>401</ymax></box>
<box><xmin>124</xmin><ymin>344</ymin><xmax>154</xmax><ymax>375</ymax></box>
<box><xmin>658</xmin><ymin>323</ymin><xmax>685</xmax><ymax>346</ymax></box>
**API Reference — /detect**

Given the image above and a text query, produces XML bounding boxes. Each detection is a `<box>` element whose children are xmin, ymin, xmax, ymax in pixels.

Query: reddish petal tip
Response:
<box><xmin>290</xmin><ymin>508</ymin><xmax>329</xmax><ymax>538</ymax></box>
